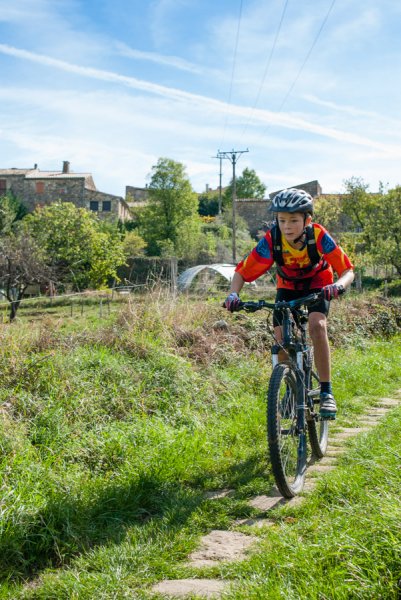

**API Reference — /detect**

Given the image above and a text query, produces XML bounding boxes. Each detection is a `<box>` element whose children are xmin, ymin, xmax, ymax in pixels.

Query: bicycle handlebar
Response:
<box><xmin>236</xmin><ymin>291</ymin><xmax>324</xmax><ymax>313</ymax></box>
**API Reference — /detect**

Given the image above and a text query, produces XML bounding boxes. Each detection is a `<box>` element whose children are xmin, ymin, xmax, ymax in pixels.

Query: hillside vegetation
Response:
<box><xmin>0</xmin><ymin>291</ymin><xmax>400</xmax><ymax>598</ymax></box>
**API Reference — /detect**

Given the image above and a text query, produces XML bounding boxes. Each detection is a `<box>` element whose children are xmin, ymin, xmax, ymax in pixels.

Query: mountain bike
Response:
<box><xmin>237</xmin><ymin>292</ymin><xmax>329</xmax><ymax>498</ymax></box>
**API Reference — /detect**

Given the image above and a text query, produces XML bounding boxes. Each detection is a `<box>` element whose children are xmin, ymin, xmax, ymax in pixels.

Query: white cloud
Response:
<box><xmin>114</xmin><ymin>42</ymin><xmax>204</xmax><ymax>74</ymax></box>
<box><xmin>1</xmin><ymin>43</ymin><xmax>399</xmax><ymax>159</ymax></box>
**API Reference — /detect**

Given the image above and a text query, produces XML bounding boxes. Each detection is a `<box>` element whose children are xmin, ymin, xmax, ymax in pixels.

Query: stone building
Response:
<box><xmin>268</xmin><ymin>180</ymin><xmax>322</xmax><ymax>200</ymax></box>
<box><xmin>125</xmin><ymin>185</ymin><xmax>150</xmax><ymax>204</ymax></box>
<box><xmin>0</xmin><ymin>161</ymin><xmax>131</xmax><ymax>221</ymax></box>
<box><xmin>236</xmin><ymin>180</ymin><xmax>323</xmax><ymax>238</ymax></box>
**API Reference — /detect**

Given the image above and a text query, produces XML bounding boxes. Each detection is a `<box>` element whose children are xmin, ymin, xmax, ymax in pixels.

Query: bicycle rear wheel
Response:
<box><xmin>267</xmin><ymin>363</ymin><xmax>307</xmax><ymax>498</ymax></box>
<box><xmin>305</xmin><ymin>351</ymin><xmax>329</xmax><ymax>457</ymax></box>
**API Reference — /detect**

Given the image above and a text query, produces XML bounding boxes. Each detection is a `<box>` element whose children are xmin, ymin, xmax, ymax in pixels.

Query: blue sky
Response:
<box><xmin>1</xmin><ymin>0</ymin><xmax>401</xmax><ymax>198</ymax></box>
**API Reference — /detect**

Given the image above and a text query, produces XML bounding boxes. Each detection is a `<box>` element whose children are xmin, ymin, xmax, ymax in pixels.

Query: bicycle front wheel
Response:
<box><xmin>267</xmin><ymin>363</ymin><xmax>307</xmax><ymax>498</ymax></box>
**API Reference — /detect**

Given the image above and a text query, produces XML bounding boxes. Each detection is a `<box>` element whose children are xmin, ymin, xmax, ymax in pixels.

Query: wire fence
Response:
<box><xmin>0</xmin><ymin>285</ymin><xmax>151</xmax><ymax>323</ymax></box>
<box><xmin>0</xmin><ymin>277</ymin><xmax>242</xmax><ymax>322</ymax></box>
<box><xmin>0</xmin><ymin>268</ymin><xmax>373</xmax><ymax>324</ymax></box>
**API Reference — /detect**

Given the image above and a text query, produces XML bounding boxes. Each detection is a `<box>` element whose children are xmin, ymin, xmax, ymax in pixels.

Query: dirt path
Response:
<box><xmin>151</xmin><ymin>393</ymin><xmax>401</xmax><ymax>599</ymax></box>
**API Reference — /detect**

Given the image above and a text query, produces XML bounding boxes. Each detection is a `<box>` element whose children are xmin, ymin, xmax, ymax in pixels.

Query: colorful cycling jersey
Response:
<box><xmin>235</xmin><ymin>223</ymin><xmax>353</xmax><ymax>290</ymax></box>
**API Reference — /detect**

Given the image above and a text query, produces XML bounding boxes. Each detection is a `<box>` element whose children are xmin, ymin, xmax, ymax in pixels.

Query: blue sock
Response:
<box><xmin>320</xmin><ymin>382</ymin><xmax>333</xmax><ymax>395</ymax></box>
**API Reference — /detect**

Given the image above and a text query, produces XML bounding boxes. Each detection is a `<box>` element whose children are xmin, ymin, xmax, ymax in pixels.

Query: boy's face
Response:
<box><xmin>277</xmin><ymin>212</ymin><xmax>312</xmax><ymax>243</ymax></box>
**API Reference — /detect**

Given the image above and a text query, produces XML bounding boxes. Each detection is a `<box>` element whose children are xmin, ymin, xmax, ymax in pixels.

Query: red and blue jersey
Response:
<box><xmin>235</xmin><ymin>223</ymin><xmax>353</xmax><ymax>290</ymax></box>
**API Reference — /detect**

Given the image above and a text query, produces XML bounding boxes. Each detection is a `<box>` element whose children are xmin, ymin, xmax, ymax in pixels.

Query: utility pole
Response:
<box><xmin>212</xmin><ymin>153</ymin><xmax>223</xmax><ymax>215</ymax></box>
<box><xmin>217</xmin><ymin>148</ymin><xmax>249</xmax><ymax>263</ymax></box>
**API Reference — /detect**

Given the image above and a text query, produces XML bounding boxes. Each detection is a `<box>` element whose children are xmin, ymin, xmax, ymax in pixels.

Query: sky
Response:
<box><xmin>1</xmin><ymin>0</ymin><xmax>401</xmax><ymax>198</ymax></box>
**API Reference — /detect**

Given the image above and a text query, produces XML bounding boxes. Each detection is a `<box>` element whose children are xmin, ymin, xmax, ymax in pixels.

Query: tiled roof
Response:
<box><xmin>0</xmin><ymin>168</ymin><xmax>32</xmax><ymax>175</ymax></box>
<box><xmin>24</xmin><ymin>171</ymin><xmax>92</xmax><ymax>179</ymax></box>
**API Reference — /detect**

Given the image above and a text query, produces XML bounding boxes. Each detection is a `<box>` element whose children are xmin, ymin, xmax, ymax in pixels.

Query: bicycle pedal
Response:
<box><xmin>319</xmin><ymin>412</ymin><xmax>336</xmax><ymax>421</ymax></box>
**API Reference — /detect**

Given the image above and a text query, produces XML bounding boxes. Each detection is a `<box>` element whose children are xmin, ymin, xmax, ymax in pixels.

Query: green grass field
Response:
<box><xmin>0</xmin><ymin>293</ymin><xmax>400</xmax><ymax>599</ymax></box>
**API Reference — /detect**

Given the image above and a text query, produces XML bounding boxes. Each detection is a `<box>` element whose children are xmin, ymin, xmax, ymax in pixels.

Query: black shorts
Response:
<box><xmin>272</xmin><ymin>288</ymin><xmax>330</xmax><ymax>327</ymax></box>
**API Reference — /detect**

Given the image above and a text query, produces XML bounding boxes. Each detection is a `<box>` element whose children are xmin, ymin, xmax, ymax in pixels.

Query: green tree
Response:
<box><xmin>0</xmin><ymin>193</ymin><xmax>27</xmax><ymax>233</ymax></box>
<box><xmin>363</xmin><ymin>186</ymin><xmax>401</xmax><ymax>276</ymax></box>
<box><xmin>198</xmin><ymin>191</ymin><xmax>220</xmax><ymax>216</ymax></box>
<box><xmin>223</xmin><ymin>167</ymin><xmax>266</xmax><ymax>207</ymax></box>
<box><xmin>342</xmin><ymin>177</ymin><xmax>377</xmax><ymax>234</ymax></box>
<box><xmin>139</xmin><ymin>158</ymin><xmax>202</xmax><ymax>259</ymax></box>
<box><xmin>122</xmin><ymin>230</ymin><xmax>147</xmax><ymax>258</ymax></box>
<box><xmin>23</xmin><ymin>202</ymin><xmax>126</xmax><ymax>290</ymax></box>
<box><xmin>313</xmin><ymin>194</ymin><xmax>343</xmax><ymax>233</ymax></box>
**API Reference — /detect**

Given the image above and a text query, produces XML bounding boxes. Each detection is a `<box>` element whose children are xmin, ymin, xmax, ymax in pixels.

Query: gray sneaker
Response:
<box><xmin>320</xmin><ymin>393</ymin><xmax>337</xmax><ymax>420</ymax></box>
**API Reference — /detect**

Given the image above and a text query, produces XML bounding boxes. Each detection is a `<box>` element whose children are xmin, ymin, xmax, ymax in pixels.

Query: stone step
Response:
<box><xmin>306</xmin><ymin>464</ymin><xmax>336</xmax><ymax>475</ymax></box>
<box><xmin>248</xmin><ymin>494</ymin><xmax>285</xmax><ymax>512</ymax></box>
<box><xmin>152</xmin><ymin>579</ymin><xmax>229</xmax><ymax>598</ymax></box>
<box><xmin>365</xmin><ymin>410</ymin><xmax>389</xmax><ymax>416</ymax></box>
<box><xmin>377</xmin><ymin>397</ymin><xmax>401</xmax><ymax>406</ymax></box>
<box><xmin>188</xmin><ymin>530</ymin><xmax>256</xmax><ymax>568</ymax></box>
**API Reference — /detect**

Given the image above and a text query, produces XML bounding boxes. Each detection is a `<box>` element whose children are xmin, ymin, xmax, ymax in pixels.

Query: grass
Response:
<box><xmin>0</xmin><ymin>292</ymin><xmax>400</xmax><ymax>598</ymax></box>
<box><xmin>221</xmin><ymin>408</ymin><xmax>401</xmax><ymax>599</ymax></box>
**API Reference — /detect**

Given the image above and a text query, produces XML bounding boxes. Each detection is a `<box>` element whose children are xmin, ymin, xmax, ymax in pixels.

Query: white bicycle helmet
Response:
<box><xmin>271</xmin><ymin>188</ymin><xmax>313</xmax><ymax>214</ymax></box>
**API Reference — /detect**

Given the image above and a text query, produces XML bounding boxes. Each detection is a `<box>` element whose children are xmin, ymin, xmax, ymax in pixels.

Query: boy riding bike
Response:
<box><xmin>224</xmin><ymin>188</ymin><xmax>354</xmax><ymax>420</ymax></box>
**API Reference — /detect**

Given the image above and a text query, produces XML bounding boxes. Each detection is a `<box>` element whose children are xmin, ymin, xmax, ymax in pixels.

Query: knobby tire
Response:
<box><xmin>267</xmin><ymin>363</ymin><xmax>306</xmax><ymax>498</ymax></box>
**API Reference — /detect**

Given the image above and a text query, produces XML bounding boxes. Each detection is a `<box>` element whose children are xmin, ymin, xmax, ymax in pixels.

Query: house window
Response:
<box><xmin>36</xmin><ymin>181</ymin><xmax>45</xmax><ymax>194</ymax></box>
<box><xmin>102</xmin><ymin>200</ymin><xmax>111</xmax><ymax>212</ymax></box>
<box><xmin>90</xmin><ymin>200</ymin><xmax>99</xmax><ymax>212</ymax></box>
<box><xmin>0</xmin><ymin>179</ymin><xmax>6</xmax><ymax>194</ymax></box>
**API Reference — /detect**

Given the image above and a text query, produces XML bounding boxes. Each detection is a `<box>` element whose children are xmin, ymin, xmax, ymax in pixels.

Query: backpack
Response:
<box><xmin>270</xmin><ymin>223</ymin><xmax>328</xmax><ymax>282</ymax></box>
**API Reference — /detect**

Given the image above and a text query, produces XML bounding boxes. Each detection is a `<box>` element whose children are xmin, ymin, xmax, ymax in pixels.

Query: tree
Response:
<box><xmin>223</xmin><ymin>168</ymin><xmax>266</xmax><ymax>207</ymax></box>
<box><xmin>122</xmin><ymin>231</ymin><xmax>147</xmax><ymax>258</ymax></box>
<box><xmin>341</xmin><ymin>178</ymin><xmax>401</xmax><ymax>276</ymax></box>
<box><xmin>139</xmin><ymin>158</ymin><xmax>202</xmax><ymax>259</ymax></box>
<box><xmin>342</xmin><ymin>177</ymin><xmax>377</xmax><ymax>234</ymax></box>
<box><xmin>313</xmin><ymin>195</ymin><xmax>343</xmax><ymax>234</ymax></box>
<box><xmin>0</xmin><ymin>193</ymin><xmax>27</xmax><ymax>234</ymax></box>
<box><xmin>363</xmin><ymin>186</ymin><xmax>401</xmax><ymax>276</ymax></box>
<box><xmin>198</xmin><ymin>192</ymin><xmax>220</xmax><ymax>217</ymax></box>
<box><xmin>23</xmin><ymin>202</ymin><xmax>126</xmax><ymax>290</ymax></box>
<box><xmin>0</xmin><ymin>230</ymin><xmax>53</xmax><ymax>321</ymax></box>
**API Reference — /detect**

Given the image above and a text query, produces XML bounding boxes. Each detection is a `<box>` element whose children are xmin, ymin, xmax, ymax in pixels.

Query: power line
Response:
<box><xmin>277</xmin><ymin>0</ymin><xmax>337</xmax><ymax>113</ymax></box>
<box><xmin>255</xmin><ymin>0</ymin><xmax>337</xmax><ymax>142</ymax></box>
<box><xmin>217</xmin><ymin>148</ymin><xmax>249</xmax><ymax>262</ymax></box>
<box><xmin>241</xmin><ymin>0</ymin><xmax>289</xmax><ymax>138</ymax></box>
<box><xmin>219</xmin><ymin>0</ymin><xmax>244</xmax><ymax>148</ymax></box>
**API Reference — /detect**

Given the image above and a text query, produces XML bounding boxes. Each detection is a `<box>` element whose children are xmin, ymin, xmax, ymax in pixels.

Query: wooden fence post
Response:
<box><xmin>170</xmin><ymin>257</ymin><xmax>178</xmax><ymax>295</ymax></box>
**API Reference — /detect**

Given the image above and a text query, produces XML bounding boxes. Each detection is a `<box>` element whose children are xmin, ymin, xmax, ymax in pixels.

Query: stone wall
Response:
<box><xmin>0</xmin><ymin>174</ymin><xmax>26</xmax><ymax>201</ymax></box>
<box><xmin>21</xmin><ymin>177</ymin><xmax>85</xmax><ymax>212</ymax></box>
<box><xmin>126</xmin><ymin>185</ymin><xmax>150</xmax><ymax>202</ymax></box>
<box><xmin>235</xmin><ymin>199</ymin><xmax>272</xmax><ymax>238</ymax></box>
<box><xmin>84</xmin><ymin>188</ymin><xmax>129</xmax><ymax>220</ymax></box>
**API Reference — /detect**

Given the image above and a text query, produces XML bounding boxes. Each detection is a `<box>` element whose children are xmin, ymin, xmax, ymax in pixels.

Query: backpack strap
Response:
<box><xmin>272</xmin><ymin>223</ymin><xmax>329</xmax><ymax>282</ymax></box>
<box><xmin>271</xmin><ymin>223</ymin><xmax>284</xmax><ymax>266</ymax></box>
<box><xmin>305</xmin><ymin>224</ymin><xmax>321</xmax><ymax>266</ymax></box>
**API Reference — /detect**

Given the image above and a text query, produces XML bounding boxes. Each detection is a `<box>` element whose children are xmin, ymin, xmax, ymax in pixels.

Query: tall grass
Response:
<box><xmin>0</xmin><ymin>291</ymin><xmax>400</xmax><ymax>598</ymax></box>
